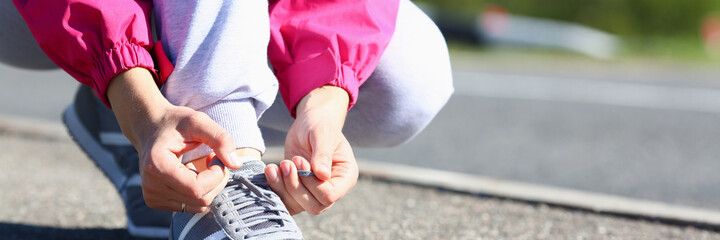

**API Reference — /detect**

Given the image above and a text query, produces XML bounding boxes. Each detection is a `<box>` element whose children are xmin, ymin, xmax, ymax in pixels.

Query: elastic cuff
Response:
<box><xmin>90</xmin><ymin>42</ymin><xmax>157</xmax><ymax>108</ymax></box>
<box><xmin>181</xmin><ymin>99</ymin><xmax>265</xmax><ymax>164</ymax></box>
<box><xmin>277</xmin><ymin>49</ymin><xmax>334</xmax><ymax>117</ymax></box>
<box><xmin>327</xmin><ymin>64</ymin><xmax>361</xmax><ymax>111</ymax></box>
<box><xmin>277</xmin><ymin>48</ymin><xmax>361</xmax><ymax>117</ymax></box>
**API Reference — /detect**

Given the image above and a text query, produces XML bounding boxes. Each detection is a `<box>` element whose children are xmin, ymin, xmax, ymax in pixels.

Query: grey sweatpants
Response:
<box><xmin>0</xmin><ymin>0</ymin><xmax>453</xmax><ymax>159</ymax></box>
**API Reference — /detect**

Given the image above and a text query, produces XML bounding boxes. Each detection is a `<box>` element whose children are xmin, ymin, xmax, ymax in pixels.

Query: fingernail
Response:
<box><xmin>267</xmin><ymin>166</ymin><xmax>278</xmax><ymax>181</ymax></box>
<box><xmin>281</xmin><ymin>161</ymin><xmax>291</xmax><ymax>176</ymax></box>
<box><xmin>302</xmin><ymin>158</ymin><xmax>312</xmax><ymax>171</ymax></box>
<box><xmin>316</xmin><ymin>164</ymin><xmax>330</xmax><ymax>176</ymax></box>
<box><xmin>230</xmin><ymin>152</ymin><xmax>242</xmax><ymax>166</ymax></box>
<box><xmin>292</xmin><ymin>157</ymin><xmax>303</xmax><ymax>169</ymax></box>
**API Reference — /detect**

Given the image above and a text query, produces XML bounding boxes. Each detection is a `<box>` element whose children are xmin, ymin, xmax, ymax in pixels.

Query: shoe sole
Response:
<box><xmin>62</xmin><ymin>105</ymin><xmax>169</xmax><ymax>238</ymax></box>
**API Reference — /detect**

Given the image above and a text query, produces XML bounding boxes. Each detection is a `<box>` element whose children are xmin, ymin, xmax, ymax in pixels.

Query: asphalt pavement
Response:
<box><xmin>4</xmin><ymin>52</ymin><xmax>720</xmax><ymax>211</ymax></box>
<box><xmin>3</xmin><ymin>50</ymin><xmax>720</xmax><ymax>238</ymax></box>
<box><xmin>355</xmin><ymin>51</ymin><xmax>720</xmax><ymax>210</ymax></box>
<box><xmin>1</xmin><ymin>128</ymin><xmax>720</xmax><ymax>239</ymax></box>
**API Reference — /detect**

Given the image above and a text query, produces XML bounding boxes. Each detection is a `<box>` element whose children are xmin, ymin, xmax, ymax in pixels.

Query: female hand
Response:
<box><xmin>265</xmin><ymin>86</ymin><xmax>359</xmax><ymax>215</ymax></box>
<box><xmin>108</xmin><ymin>68</ymin><xmax>243</xmax><ymax>213</ymax></box>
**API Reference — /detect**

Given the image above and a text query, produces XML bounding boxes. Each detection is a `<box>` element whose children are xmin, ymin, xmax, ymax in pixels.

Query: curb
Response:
<box><xmin>357</xmin><ymin>159</ymin><xmax>720</xmax><ymax>228</ymax></box>
<box><xmin>3</xmin><ymin>114</ymin><xmax>720</xmax><ymax>228</ymax></box>
<box><xmin>0</xmin><ymin>114</ymin><xmax>68</xmax><ymax>140</ymax></box>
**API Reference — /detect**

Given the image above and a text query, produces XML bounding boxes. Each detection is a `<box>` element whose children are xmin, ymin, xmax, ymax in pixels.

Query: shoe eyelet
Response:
<box><xmin>221</xmin><ymin>211</ymin><xmax>227</xmax><ymax>217</ymax></box>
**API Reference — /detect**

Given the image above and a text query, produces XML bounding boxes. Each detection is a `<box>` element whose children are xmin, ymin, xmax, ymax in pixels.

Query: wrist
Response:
<box><xmin>107</xmin><ymin>67</ymin><xmax>171</xmax><ymax>145</ymax></box>
<box><xmin>296</xmin><ymin>86</ymin><xmax>350</xmax><ymax>125</ymax></box>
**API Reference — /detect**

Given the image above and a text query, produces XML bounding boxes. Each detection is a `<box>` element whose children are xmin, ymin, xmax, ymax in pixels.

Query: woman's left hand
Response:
<box><xmin>264</xmin><ymin>86</ymin><xmax>359</xmax><ymax>215</ymax></box>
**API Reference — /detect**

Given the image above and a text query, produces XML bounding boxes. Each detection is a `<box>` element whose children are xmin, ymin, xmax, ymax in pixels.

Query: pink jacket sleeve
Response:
<box><xmin>12</xmin><ymin>0</ymin><xmax>157</xmax><ymax>107</ymax></box>
<box><xmin>268</xmin><ymin>0</ymin><xmax>400</xmax><ymax>117</ymax></box>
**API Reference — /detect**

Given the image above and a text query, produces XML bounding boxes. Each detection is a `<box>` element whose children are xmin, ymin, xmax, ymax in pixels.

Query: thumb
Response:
<box><xmin>309</xmin><ymin>129</ymin><xmax>336</xmax><ymax>181</ymax></box>
<box><xmin>183</xmin><ymin>114</ymin><xmax>242</xmax><ymax>169</ymax></box>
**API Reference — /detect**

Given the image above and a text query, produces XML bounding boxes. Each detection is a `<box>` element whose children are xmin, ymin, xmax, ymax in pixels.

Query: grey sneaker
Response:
<box><xmin>62</xmin><ymin>85</ymin><xmax>171</xmax><ymax>238</ymax></box>
<box><xmin>171</xmin><ymin>160</ymin><xmax>304</xmax><ymax>240</ymax></box>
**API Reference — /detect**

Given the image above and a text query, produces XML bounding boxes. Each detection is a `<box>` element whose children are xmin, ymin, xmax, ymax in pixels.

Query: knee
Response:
<box><xmin>355</xmin><ymin>116</ymin><xmax>430</xmax><ymax>148</ymax></box>
<box><xmin>347</xmin><ymin>83</ymin><xmax>453</xmax><ymax>148</ymax></box>
<box><xmin>344</xmin><ymin>0</ymin><xmax>455</xmax><ymax>148</ymax></box>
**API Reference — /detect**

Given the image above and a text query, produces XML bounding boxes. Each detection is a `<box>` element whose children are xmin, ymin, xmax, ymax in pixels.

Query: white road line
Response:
<box><xmin>454</xmin><ymin>71</ymin><xmax>720</xmax><ymax>113</ymax></box>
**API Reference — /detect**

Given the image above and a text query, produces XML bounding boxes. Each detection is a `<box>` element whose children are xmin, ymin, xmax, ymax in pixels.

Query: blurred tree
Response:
<box><xmin>415</xmin><ymin>0</ymin><xmax>720</xmax><ymax>39</ymax></box>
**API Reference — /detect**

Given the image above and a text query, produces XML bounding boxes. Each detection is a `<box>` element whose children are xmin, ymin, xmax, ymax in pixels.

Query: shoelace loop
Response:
<box><xmin>221</xmin><ymin>172</ymin><xmax>297</xmax><ymax>239</ymax></box>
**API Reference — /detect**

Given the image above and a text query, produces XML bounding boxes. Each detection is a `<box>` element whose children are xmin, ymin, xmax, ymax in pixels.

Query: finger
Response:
<box><xmin>296</xmin><ymin>157</ymin><xmax>338</xmax><ymax>206</ymax></box>
<box><xmin>183</xmin><ymin>205</ymin><xmax>208</xmax><ymax>213</ymax></box>
<box><xmin>308</xmin><ymin>128</ymin><xmax>335</xmax><ymax>181</ymax></box>
<box><xmin>327</xmin><ymin>137</ymin><xmax>360</xmax><ymax>191</ymax></box>
<box><xmin>142</xmin><ymin>134</ymin><xmax>226</xmax><ymax>210</ymax></box>
<box><xmin>177</xmin><ymin>160</ymin><xmax>226</xmax><ymax>199</ymax></box>
<box><xmin>151</xmin><ymin>150</ymin><xmax>226</xmax><ymax>205</ymax></box>
<box><xmin>195</xmin><ymin>158</ymin><xmax>230</xmax><ymax>206</ymax></box>
<box><xmin>141</xmin><ymin>182</ymin><xmax>209</xmax><ymax>213</ymax></box>
<box><xmin>184</xmin><ymin>161</ymin><xmax>199</xmax><ymax>174</ymax></box>
<box><xmin>167</xmin><ymin>200</ymin><xmax>208</xmax><ymax>213</ymax></box>
<box><xmin>301</xmin><ymin>137</ymin><xmax>359</xmax><ymax>206</ymax></box>
<box><xmin>294</xmin><ymin>156</ymin><xmax>313</xmax><ymax>173</ymax></box>
<box><xmin>265</xmin><ymin>164</ymin><xmax>304</xmax><ymax>215</ymax></box>
<box><xmin>143</xmin><ymin>170</ymin><xmax>218</xmax><ymax>209</ymax></box>
<box><xmin>180</xmin><ymin>113</ymin><xmax>242</xmax><ymax>169</ymax></box>
<box><xmin>280</xmin><ymin>160</ymin><xmax>327</xmax><ymax>215</ymax></box>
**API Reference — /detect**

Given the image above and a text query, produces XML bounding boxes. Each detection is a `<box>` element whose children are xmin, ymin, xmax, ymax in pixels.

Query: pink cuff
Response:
<box><xmin>90</xmin><ymin>42</ymin><xmax>157</xmax><ymax>107</ymax></box>
<box><xmin>277</xmin><ymin>49</ymin><xmax>360</xmax><ymax>117</ymax></box>
<box><xmin>328</xmin><ymin>63</ymin><xmax>361</xmax><ymax>112</ymax></box>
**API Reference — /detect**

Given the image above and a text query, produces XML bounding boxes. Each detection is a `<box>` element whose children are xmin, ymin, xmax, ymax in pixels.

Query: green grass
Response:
<box><xmin>446</xmin><ymin>37</ymin><xmax>720</xmax><ymax>64</ymax></box>
<box><xmin>618</xmin><ymin>37</ymin><xmax>716</xmax><ymax>62</ymax></box>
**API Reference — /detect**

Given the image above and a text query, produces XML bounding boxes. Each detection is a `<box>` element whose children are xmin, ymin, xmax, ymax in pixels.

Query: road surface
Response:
<box><xmin>3</xmin><ymin>51</ymin><xmax>720</xmax><ymax>211</ymax></box>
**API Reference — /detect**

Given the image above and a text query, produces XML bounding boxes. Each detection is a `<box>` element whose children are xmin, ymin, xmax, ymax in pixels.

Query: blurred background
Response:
<box><xmin>2</xmin><ymin>0</ymin><xmax>720</xmax><ymax>216</ymax></box>
<box><xmin>354</xmin><ymin>0</ymin><xmax>720</xmax><ymax>211</ymax></box>
<box><xmin>417</xmin><ymin>0</ymin><xmax>720</xmax><ymax>60</ymax></box>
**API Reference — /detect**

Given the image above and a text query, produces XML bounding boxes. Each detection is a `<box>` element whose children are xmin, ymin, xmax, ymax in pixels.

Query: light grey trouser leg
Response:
<box><xmin>259</xmin><ymin>0</ymin><xmax>454</xmax><ymax>148</ymax></box>
<box><xmin>154</xmin><ymin>0</ymin><xmax>278</xmax><ymax>162</ymax></box>
<box><xmin>0</xmin><ymin>1</ymin><xmax>56</xmax><ymax>69</ymax></box>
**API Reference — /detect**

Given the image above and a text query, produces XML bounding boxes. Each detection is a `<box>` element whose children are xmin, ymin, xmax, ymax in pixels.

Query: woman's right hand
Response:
<box><xmin>107</xmin><ymin>68</ymin><xmax>243</xmax><ymax>213</ymax></box>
